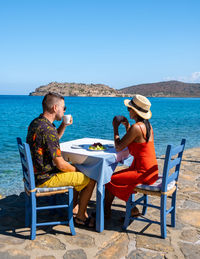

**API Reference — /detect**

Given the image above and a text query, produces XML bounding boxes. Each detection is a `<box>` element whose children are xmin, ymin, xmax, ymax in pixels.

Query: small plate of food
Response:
<box><xmin>88</xmin><ymin>142</ymin><xmax>107</xmax><ymax>151</ymax></box>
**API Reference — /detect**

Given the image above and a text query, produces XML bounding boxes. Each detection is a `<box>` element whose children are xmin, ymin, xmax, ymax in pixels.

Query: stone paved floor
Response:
<box><xmin>0</xmin><ymin>147</ymin><xmax>200</xmax><ymax>259</ymax></box>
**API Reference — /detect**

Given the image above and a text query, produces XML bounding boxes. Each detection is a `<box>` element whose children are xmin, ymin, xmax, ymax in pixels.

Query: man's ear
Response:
<box><xmin>52</xmin><ymin>104</ymin><xmax>57</xmax><ymax>113</ymax></box>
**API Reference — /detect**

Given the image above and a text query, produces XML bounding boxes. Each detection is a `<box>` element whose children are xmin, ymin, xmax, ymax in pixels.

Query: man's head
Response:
<box><xmin>42</xmin><ymin>92</ymin><xmax>66</xmax><ymax>121</ymax></box>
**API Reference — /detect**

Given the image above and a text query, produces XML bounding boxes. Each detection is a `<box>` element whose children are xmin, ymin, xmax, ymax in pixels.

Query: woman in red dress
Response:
<box><xmin>105</xmin><ymin>94</ymin><xmax>158</xmax><ymax>218</ymax></box>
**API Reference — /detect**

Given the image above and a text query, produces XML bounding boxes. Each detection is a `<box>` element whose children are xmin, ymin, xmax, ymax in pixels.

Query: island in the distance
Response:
<box><xmin>29</xmin><ymin>80</ymin><xmax>200</xmax><ymax>97</ymax></box>
<box><xmin>29</xmin><ymin>82</ymin><xmax>126</xmax><ymax>97</ymax></box>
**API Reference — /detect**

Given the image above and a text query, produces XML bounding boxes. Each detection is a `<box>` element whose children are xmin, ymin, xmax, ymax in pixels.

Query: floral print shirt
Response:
<box><xmin>26</xmin><ymin>114</ymin><xmax>62</xmax><ymax>186</ymax></box>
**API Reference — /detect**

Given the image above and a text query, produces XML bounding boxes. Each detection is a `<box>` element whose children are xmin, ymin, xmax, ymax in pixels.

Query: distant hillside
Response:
<box><xmin>29</xmin><ymin>82</ymin><xmax>124</xmax><ymax>97</ymax></box>
<box><xmin>119</xmin><ymin>80</ymin><xmax>200</xmax><ymax>97</ymax></box>
<box><xmin>29</xmin><ymin>80</ymin><xmax>200</xmax><ymax>97</ymax></box>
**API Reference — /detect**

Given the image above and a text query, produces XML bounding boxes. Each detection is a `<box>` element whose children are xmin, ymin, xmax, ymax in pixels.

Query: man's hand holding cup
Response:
<box><xmin>63</xmin><ymin>114</ymin><xmax>73</xmax><ymax>126</ymax></box>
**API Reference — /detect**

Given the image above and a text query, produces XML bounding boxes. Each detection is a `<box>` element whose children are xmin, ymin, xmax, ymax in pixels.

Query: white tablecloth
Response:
<box><xmin>60</xmin><ymin>138</ymin><xmax>132</xmax><ymax>195</ymax></box>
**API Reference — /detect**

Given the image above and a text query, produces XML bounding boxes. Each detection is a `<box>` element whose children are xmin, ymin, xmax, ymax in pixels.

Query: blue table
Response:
<box><xmin>60</xmin><ymin>137</ymin><xmax>132</xmax><ymax>232</ymax></box>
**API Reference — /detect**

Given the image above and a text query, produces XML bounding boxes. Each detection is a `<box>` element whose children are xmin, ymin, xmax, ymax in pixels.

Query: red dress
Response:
<box><xmin>106</xmin><ymin>126</ymin><xmax>158</xmax><ymax>202</ymax></box>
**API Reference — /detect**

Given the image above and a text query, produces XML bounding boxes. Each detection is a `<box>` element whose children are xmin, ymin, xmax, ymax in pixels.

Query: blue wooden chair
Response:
<box><xmin>123</xmin><ymin>139</ymin><xmax>186</xmax><ymax>238</ymax></box>
<box><xmin>17</xmin><ymin>137</ymin><xmax>76</xmax><ymax>240</ymax></box>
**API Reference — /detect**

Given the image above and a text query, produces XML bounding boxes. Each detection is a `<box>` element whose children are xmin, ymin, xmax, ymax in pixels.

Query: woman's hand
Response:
<box><xmin>113</xmin><ymin>116</ymin><xmax>130</xmax><ymax>131</ymax></box>
<box><xmin>112</xmin><ymin>116</ymin><xmax>122</xmax><ymax>129</ymax></box>
<box><xmin>121</xmin><ymin>117</ymin><xmax>130</xmax><ymax>131</ymax></box>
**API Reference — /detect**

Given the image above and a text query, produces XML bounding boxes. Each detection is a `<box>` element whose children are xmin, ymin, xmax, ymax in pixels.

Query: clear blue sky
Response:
<box><xmin>0</xmin><ymin>0</ymin><xmax>200</xmax><ymax>94</ymax></box>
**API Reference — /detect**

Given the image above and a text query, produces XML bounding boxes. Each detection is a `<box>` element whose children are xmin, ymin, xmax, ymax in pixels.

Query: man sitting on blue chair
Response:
<box><xmin>26</xmin><ymin>92</ymin><xmax>96</xmax><ymax>228</ymax></box>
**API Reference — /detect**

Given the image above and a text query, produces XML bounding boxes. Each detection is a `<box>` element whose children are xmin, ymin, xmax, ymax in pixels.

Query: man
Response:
<box><xmin>27</xmin><ymin>92</ymin><xmax>95</xmax><ymax>227</ymax></box>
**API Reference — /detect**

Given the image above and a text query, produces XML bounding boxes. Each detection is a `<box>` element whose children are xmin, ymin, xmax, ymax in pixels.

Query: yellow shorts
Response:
<box><xmin>38</xmin><ymin>171</ymin><xmax>90</xmax><ymax>192</ymax></box>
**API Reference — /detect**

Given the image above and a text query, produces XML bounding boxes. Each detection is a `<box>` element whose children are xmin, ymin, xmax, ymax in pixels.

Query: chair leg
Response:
<box><xmin>68</xmin><ymin>188</ymin><xmax>76</xmax><ymax>236</ymax></box>
<box><xmin>25</xmin><ymin>194</ymin><xmax>30</xmax><ymax>227</ymax></box>
<box><xmin>141</xmin><ymin>194</ymin><xmax>148</xmax><ymax>215</ymax></box>
<box><xmin>171</xmin><ymin>190</ymin><xmax>177</xmax><ymax>227</ymax></box>
<box><xmin>31</xmin><ymin>194</ymin><xmax>36</xmax><ymax>240</ymax></box>
<box><xmin>123</xmin><ymin>194</ymin><xmax>135</xmax><ymax>230</ymax></box>
<box><xmin>160</xmin><ymin>194</ymin><xmax>167</xmax><ymax>239</ymax></box>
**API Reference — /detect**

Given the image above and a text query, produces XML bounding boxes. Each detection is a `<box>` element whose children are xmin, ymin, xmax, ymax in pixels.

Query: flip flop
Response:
<box><xmin>74</xmin><ymin>216</ymin><xmax>95</xmax><ymax>229</ymax></box>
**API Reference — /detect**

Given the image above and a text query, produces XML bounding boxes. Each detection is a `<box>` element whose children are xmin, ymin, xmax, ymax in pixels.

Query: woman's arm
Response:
<box><xmin>113</xmin><ymin>120</ymin><xmax>140</xmax><ymax>152</ymax></box>
<box><xmin>121</xmin><ymin>117</ymin><xmax>131</xmax><ymax>132</ymax></box>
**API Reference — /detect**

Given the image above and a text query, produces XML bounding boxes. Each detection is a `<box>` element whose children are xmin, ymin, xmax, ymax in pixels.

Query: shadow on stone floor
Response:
<box><xmin>0</xmin><ymin>192</ymin><xmax>96</xmax><ymax>240</ymax></box>
<box><xmin>0</xmin><ymin>192</ymin><xmax>186</xmax><ymax>241</ymax></box>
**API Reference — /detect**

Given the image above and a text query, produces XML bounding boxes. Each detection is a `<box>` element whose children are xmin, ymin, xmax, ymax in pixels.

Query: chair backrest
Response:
<box><xmin>162</xmin><ymin>139</ymin><xmax>186</xmax><ymax>192</ymax></box>
<box><xmin>17</xmin><ymin>137</ymin><xmax>36</xmax><ymax>192</ymax></box>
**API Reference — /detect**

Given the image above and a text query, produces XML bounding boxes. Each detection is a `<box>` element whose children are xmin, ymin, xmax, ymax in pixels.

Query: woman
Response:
<box><xmin>105</xmin><ymin>94</ymin><xmax>158</xmax><ymax>218</ymax></box>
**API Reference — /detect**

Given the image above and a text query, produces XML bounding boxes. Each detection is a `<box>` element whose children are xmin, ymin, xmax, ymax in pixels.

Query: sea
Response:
<box><xmin>0</xmin><ymin>95</ymin><xmax>200</xmax><ymax>197</ymax></box>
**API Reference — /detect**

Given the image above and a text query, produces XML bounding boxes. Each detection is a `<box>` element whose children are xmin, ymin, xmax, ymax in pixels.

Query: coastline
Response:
<box><xmin>29</xmin><ymin>94</ymin><xmax>200</xmax><ymax>98</ymax></box>
<box><xmin>1</xmin><ymin>94</ymin><xmax>200</xmax><ymax>98</ymax></box>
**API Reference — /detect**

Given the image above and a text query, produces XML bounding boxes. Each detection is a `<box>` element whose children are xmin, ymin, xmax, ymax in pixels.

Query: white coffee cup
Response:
<box><xmin>63</xmin><ymin>114</ymin><xmax>72</xmax><ymax>125</ymax></box>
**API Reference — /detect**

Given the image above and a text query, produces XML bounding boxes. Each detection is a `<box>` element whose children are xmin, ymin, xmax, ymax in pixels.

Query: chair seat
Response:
<box><xmin>36</xmin><ymin>186</ymin><xmax>73</xmax><ymax>193</ymax></box>
<box><xmin>136</xmin><ymin>176</ymin><xmax>176</xmax><ymax>192</ymax></box>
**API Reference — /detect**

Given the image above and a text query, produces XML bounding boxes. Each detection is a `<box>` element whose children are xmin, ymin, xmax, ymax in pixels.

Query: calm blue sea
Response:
<box><xmin>0</xmin><ymin>95</ymin><xmax>200</xmax><ymax>196</ymax></box>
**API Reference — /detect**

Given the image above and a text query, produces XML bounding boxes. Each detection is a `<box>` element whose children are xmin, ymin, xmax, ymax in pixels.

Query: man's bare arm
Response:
<box><xmin>53</xmin><ymin>156</ymin><xmax>76</xmax><ymax>172</ymax></box>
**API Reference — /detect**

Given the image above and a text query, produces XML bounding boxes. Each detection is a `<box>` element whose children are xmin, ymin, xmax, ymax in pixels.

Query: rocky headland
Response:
<box><xmin>29</xmin><ymin>82</ymin><xmax>127</xmax><ymax>97</ymax></box>
<box><xmin>29</xmin><ymin>80</ymin><xmax>200</xmax><ymax>97</ymax></box>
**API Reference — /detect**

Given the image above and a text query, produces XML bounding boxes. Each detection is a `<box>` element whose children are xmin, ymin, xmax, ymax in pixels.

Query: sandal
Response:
<box><xmin>131</xmin><ymin>206</ymin><xmax>140</xmax><ymax>217</ymax></box>
<box><xmin>119</xmin><ymin>206</ymin><xmax>140</xmax><ymax>222</ymax></box>
<box><xmin>74</xmin><ymin>216</ymin><xmax>95</xmax><ymax>229</ymax></box>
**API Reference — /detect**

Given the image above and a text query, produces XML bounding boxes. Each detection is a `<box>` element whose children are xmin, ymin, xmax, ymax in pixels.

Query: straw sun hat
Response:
<box><xmin>124</xmin><ymin>94</ymin><xmax>152</xmax><ymax>120</ymax></box>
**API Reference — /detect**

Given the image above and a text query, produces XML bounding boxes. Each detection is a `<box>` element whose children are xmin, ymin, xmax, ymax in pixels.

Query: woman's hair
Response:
<box><xmin>137</xmin><ymin>115</ymin><xmax>151</xmax><ymax>142</ymax></box>
<box><xmin>42</xmin><ymin>92</ymin><xmax>64</xmax><ymax>112</ymax></box>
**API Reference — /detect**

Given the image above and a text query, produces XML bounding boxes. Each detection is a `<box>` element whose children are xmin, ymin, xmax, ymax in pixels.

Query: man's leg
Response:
<box><xmin>73</xmin><ymin>189</ymin><xmax>79</xmax><ymax>214</ymax></box>
<box><xmin>76</xmin><ymin>179</ymin><xmax>96</xmax><ymax>221</ymax></box>
<box><xmin>37</xmin><ymin>172</ymin><xmax>95</xmax><ymax>221</ymax></box>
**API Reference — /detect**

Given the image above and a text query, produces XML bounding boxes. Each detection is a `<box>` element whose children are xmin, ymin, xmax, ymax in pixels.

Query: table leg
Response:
<box><xmin>96</xmin><ymin>184</ymin><xmax>105</xmax><ymax>232</ymax></box>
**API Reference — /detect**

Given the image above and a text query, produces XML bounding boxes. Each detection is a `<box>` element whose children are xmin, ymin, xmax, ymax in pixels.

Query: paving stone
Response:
<box><xmin>127</xmin><ymin>221</ymin><xmax>165</xmax><ymax>237</ymax></box>
<box><xmin>0</xmin><ymin>235</ymin><xmax>25</xmax><ymax>245</ymax></box>
<box><xmin>63</xmin><ymin>249</ymin><xmax>87</xmax><ymax>259</ymax></box>
<box><xmin>0</xmin><ymin>244</ymin><xmax>5</xmax><ymax>249</ymax></box>
<box><xmin>126</xmin><ymin>250</ymin><xmax>164</xmax><ymax>259</ymax></box>
<box><xmin>178</xmin><ymin>210</ymin><xmax>200</xmax><ymax>228</ymax></box>
<box><xmin>25</xmin><ymin>235</ymin><xmax>66</xmax><ymax>250</ymax></box>
<box><xmin>0</xmin><ymin>249</ymin><xmax>30</xmax><ymax>259</ymax></box>
<box><xmin>64</xmin><ymin>232</ymin><xmax>95</xmax><ymax>248</ymax></box>
<box><xmin>180</xmin><ymin>228</ymin><xmax>200</xmax><ymax>243</ymax></box>
<box><xmin>179</xmin><ymin>242</ymin><xmax>200</xmax><ymax>259</ymax></box>
<box><xmin>188</xmin><ymin>192</ymin><xmax>200</xmax><ymax>202</ymax></box>
<box><xmin>178</xmin><ymin>185</ymin><xmax>197</xmax><ymax>194</ymax></box>
<box><xmin>136</xmin><ymin>234</ymin><xmax>174</xmax><ymax>253</ymax></box>
<box><xmin>164</xmin><ymin>254</ymin><xmax>179</xmax><ymax>259</ymax></box>
<box><xmin>96</xmin><ymin>233</ymin><xmax>128</xmax><ymax>259</ymax></box>
<box><xmin>127</xmin><ymin>239</ymin><xmax>137</xmax><ymax>254</ymax></box>
<box><xmin>182</xmin><ymin>200</ymin><xmax>200</xmax><ymax>209</ymax></box>
<box><xmin>36</xmin><ymin>256</ymin><xmax>56</xmax><ymax>259</ymax></box>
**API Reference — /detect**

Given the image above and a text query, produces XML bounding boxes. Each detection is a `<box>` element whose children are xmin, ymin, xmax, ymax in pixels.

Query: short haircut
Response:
<box><xmin>42</xmin><ymin>92</ymin><xmax>64</xmax><ymax>112</ymax></box>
